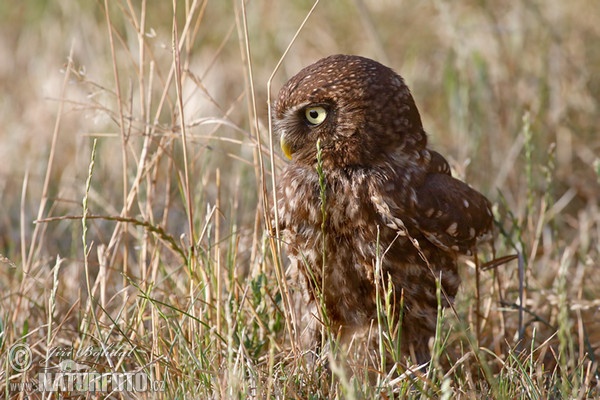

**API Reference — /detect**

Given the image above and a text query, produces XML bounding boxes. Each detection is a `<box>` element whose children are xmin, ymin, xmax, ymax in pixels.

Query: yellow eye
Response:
<box><xmin>304</xmin><ymin>106</ymin><xmax>327</xmax><ymax>126</ymax></box>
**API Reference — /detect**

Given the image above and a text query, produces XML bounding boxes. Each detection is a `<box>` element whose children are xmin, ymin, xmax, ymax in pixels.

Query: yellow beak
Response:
<box><xmin>280</xmin><ymin>135</ymin><xmax>293</xmax><ymax>160</ymax></box>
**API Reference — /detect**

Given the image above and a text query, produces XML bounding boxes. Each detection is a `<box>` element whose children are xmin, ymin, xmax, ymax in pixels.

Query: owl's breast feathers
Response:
<box><xmin>277</xmin><ymin>149</ymin><xmax>492</xmax><ymax>338</ymax></box>
<box><xmin>278</xmin><ymin>149</ymin><xmax>493</xmax><ymax>262</ymax></box>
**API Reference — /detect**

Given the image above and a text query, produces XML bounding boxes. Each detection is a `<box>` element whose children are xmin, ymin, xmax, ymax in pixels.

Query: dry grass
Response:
<box><xmin>1</xmin><ymin>0</ymin><xmax>599</xmax><ymax>398</ymax></box>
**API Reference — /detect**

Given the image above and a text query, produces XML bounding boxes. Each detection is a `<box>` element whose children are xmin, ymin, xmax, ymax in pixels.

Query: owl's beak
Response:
<box><xmin>280</xmin><ymin>135</ymin><xmax>293</xmax><ymax>160</ymax></box>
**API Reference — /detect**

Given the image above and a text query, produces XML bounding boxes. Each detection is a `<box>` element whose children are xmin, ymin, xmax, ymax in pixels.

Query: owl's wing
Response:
<box><xmin>411</xmin><ymin>172</ymin><xmax>493</xmax><ymax>255</ymax></box>
<box><xmin>427</xmin><ymin>150</ymin><xmax>452</xmax><ymax>175</ymax></box>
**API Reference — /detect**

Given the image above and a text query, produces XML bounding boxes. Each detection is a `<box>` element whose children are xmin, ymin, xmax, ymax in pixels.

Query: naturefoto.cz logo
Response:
<box><xmin>8</xmin><ymin>343</ymin><xmax>165</xmax><ymax>394</ymax></box>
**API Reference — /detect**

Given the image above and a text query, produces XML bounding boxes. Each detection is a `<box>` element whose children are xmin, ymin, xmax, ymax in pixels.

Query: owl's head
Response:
<box><xmin>273</xmin><ymin>54</ymin><xmax>426</xmax><ymax>169</ymax></box>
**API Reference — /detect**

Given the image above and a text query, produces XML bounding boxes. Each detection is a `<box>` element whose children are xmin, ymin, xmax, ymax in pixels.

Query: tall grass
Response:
<box><xmin>1</xmin><ymin>0</ymin><xmax>599</xmax><ymax>398</ymax></box>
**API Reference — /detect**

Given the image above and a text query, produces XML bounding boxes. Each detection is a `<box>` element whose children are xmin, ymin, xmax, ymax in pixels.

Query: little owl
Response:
<box><xmin>273</xmin><ymin>54</ymin><xmax>493</xmax><ymax>369</ymax></box>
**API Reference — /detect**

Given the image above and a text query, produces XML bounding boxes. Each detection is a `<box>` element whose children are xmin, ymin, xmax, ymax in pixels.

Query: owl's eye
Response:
<box><xmin>304</xmin><ymin>106</ymin><xmax>327</xmax><ymax>126</ymax></box>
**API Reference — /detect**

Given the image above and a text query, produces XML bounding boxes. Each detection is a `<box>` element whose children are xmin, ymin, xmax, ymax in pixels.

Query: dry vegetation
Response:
<box><xmin>1</xmin><ymin>0</ymin><xmax>599</xmax><ymax>398</ymax></box>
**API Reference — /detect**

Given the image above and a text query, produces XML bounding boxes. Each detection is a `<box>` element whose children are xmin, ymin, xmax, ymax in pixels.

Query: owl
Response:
<box><xmin>273</xmin><ymin>54</ymin><xmax>493</xmax><ymax>369</ymax></box>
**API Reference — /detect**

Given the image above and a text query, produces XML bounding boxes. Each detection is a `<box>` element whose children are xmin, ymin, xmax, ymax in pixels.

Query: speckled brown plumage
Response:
<box><xmin>273</xmin><ymin>54</ymin><xmax>493</xmax><ymax>368</ymax></box>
